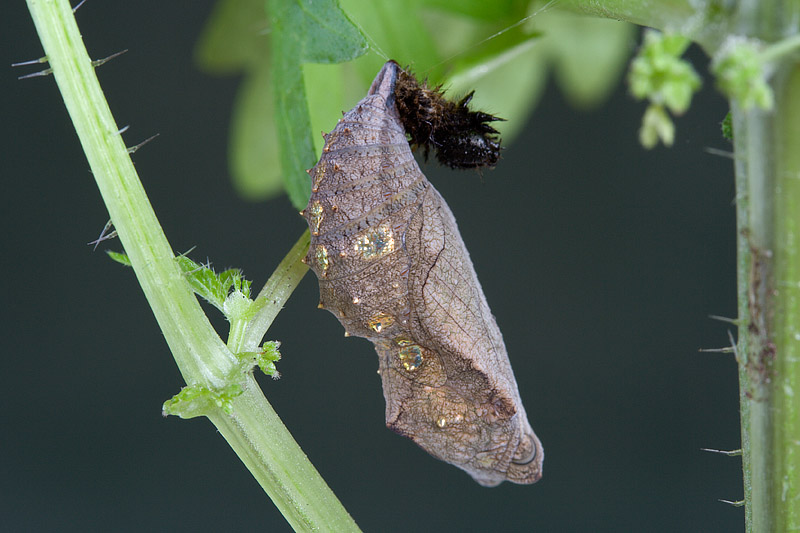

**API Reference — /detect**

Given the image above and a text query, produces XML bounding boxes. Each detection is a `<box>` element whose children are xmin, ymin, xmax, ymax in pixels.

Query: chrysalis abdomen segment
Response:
<box><xmin>303</xmin><ymin>61</ymin><xmax>543</xmax><ymax>486</ymax></box>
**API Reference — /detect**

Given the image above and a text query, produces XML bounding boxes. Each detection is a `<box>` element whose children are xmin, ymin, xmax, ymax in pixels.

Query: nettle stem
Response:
<box><xmin>25</xmin><ymin>0</ymin><xmax>358</xmax><ymax>530</ymax></box>
<box><xmin>734</xmin><ymin>61</ymin><xmax>800</xmax><ymax>532</ymax></box>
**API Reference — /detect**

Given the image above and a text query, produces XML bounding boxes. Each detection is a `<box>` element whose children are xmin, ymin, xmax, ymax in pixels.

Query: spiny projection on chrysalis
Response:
<box><xmin>301</xmin><ymin>60</ymin><xmax>542</xmax><ymax>486</ymax></box>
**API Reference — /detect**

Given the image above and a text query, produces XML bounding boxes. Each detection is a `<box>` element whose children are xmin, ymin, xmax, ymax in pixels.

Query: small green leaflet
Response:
<box><xmin>267</xmin><ymin>0</ymin><xmax>368</xmax><ymax>210</ymax></box>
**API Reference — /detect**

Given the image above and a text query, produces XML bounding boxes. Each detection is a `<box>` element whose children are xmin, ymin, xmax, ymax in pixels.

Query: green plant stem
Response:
<box><xmin>25</xmin><ymin>0</ymin><xmax>358</xmax><ymax>530</ymax></box>
<box><xmin>565</xmin><ymin>2</ymin><xmax>800</xmax><ymax>529</ymax></box>
<box><xmin>761</xmin><ymin>34</ymin><xmax>800</xmax><ymax>63</ymax></box>
<box><xmin>561</xmin><ymin>0</ymin><xmax>733</xmax><ymax>52</ymax></box>
<box><xmin>28</xmin><ymin>0</ymin><xmax>236</xmax><ymax>387</ymax></box>
<box><xmin>733</xmin><ymin>56</ymin><xmax>800</xmax><ymax>533</ymax></box>
<box><xmin>239</xmin><ymin>231</ymin><xmax>310</xmax><ymax>353</ymax></box>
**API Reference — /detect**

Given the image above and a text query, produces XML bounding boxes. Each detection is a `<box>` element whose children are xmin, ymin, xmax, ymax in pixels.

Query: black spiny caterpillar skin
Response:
<box><xmin>301</xmin><ymin>60</ymin><xmax>542</xmax><ymax>486</ymax></box>
<box><xmin>394</xmin><ymin>63</ymin><xmax>503</xmax><ymax>169</ymax></box>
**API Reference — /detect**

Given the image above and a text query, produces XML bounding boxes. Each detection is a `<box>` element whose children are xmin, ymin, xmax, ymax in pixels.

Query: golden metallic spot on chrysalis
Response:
<box><xmin>368</xmin><ymin>313</ymin><xmax>395</xmax><ymax>333</ymax></box>
<box><xmin>398</xmin><ymin>344</ymin><xmax>423</xmax><ymax>371</ymax></box>
<box><xmin>436</xmin><ymin>416</ymin><xmax>447</xmax><ymax>428</ymax></box>
<box><xmin>352</xmin><ymin>296</ymin><xmax>360</xmax><ymax>304</ymax></box>
<box><xmin>354</xmin><ymin>222</ymin><xmax>394</xmax><ymax>259</ymax></box>
<box><xmin>312</xmin><ymin>164</ymin><xmax>326</xmax><ymax>191</ymax></box>
<box><xmin>314</xmin><ymin>245</ymin><xmax>329</xmax><ymax>276</ymax></box>
<box><xmin>308</xmin><ymin>200</ymin><xmax>324</xmax><ymax>235</ymax></box>
<box><xmin>394</xmin><ymin>337</ymin><xmax>413</xmax><ymax>346</ymax></box>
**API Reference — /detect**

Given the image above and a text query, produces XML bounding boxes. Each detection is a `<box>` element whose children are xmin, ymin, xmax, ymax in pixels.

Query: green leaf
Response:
<box><xmin>628</xmin><ymin>30</ymin><xmax>701</xmax><ymax>115</ymax></box>
<box><xmin>163</xmin><ymin>383</ymin><xmax>244</xmax><ymax>418</ymax></box>
<box><xmin>106</xmin><ymin>250</ymin><xmax>132</xmax><ymax>266</ymax></box>
<box><xmin>539</xmin><ymin>12</ymin><xmax>635</xmax><ymax>109</ymax></box>
<box><xmin>194</xmin><ymin>0</ymin><xmax>278</xmax><ymax>201</ymax></box>
<box><xmin>639</xmin><ymin>104</ymin><xmax>675</xmax><ymax>149</ymax></box>
<box><xmin>340</xmin><ymin>0</ymin><xmax>441</xmax><ymax>76</ymax></box>
<box><xmin>272</xmin><ymin>0</ymin><xmax>369</xmax><ymax>64</ymax></box>
<box><xmin>219</xmin><ymin>268</ymin><xmax>252</xmax><ymax>299</ymax></box>
<box><xmin>223</xmin><ymin>290</ymin><xmax>254</xmax><ymax>323</ymax></box>
<box><xmin>446</xmin><ymin>35</ymin><xmax>546</xmax><ymax>141</ymax></box>
<box><xmin>628</xmin><ymin>30</ymin><xmax>701</xmax><ymax>148</ymax></box>
<box><xmin>200</xmin><ymin>1</ymin><xmax>632</xmax><ymax>205</ymax></box>
<box><xmin>175</xmin><ymin>255</ymin><xmax>256</xmax><ymax>322</ymax></box>
<box><xmin>194</xmin><ymin>0</ymin><xmax>270</xmax><ymax>74</ymax></box>
<box><xmin>230</xmin><ymin>341</ymin><xmax>282</xmax><ymax>379</ymax></box>
<box><xmin>270</xmin><ymin>52</ymin><xmax>315</xmax><ymax>210</ymax></box>
<box><xmin>304</xmin><ymin>63</ymin><xmax>352</xmax><ymax>156</ymax></box>
<box><xmin>176</xmin><ymin>255</ymin><xmax>228</xmax><ymax>311</ymax></box>
<box><xmin>721</xmin><ymin>111</ymin><xmax>733</xmax><ymax>141</ymax></box>
<box><xmin>712</xmin><ymin>37</ymin><xmax>774</xmax><ymax>111</ymax></box>
<box><xmin>420</xmin><ymin>0</ymin><xmax>522</xmax><ymax>21</ymax></box>
<box><xmin>267</xmin><ymin>0</ymin><xmax>368</xmax><ymax>210</ymax></box>
<box><xmin>229</xmin><ymin>62</ymin><xmax>285</xmax><ymax>201</ymax></box>
<box><xmin>256</xmin><ymin>340</ymin><xmax>282</xmax><ymax>378</ymax></box>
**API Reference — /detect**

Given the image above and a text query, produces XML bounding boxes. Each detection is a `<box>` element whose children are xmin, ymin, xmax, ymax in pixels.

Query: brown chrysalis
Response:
<box><xmin>301</xmin><ymin>60</ymin><xmax>543</xmax><ymax>486</ymax></box>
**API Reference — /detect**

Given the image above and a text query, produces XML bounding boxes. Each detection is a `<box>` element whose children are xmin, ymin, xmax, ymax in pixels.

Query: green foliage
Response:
<box><xmin>106</xmin><ymin>250</ymin><xmax>132</xmax><ymax>266</ymax></box>
<box><xmin>194</xmin><ymin>0</ymin><xmax>268</xmax><ymax>73</ymax></box>
<box><xmin>196</xmin><ymin>0</ymin><xmax>368</xmax><ymax>209</ymax></box>
<box><xmin>113</xmin><ymin>250</ymin><xmax>267</xmax><ymax>331</ymax></box>
<box><xmin>266</xmin><ymin>0</ymin><xmax>369</xmax><ymax>210</ymax></box>
<box><xmin>110</xmin><ymin>251</ymin><xmax>257</xmax><ymax>318</ymax></box>
<box><xmin>712</xmin><ymin>37</ymin><xmax>774</xmax><ymax>111</ymax></box>
<box><xmin>196</xmin><ymin>1</ymin><xmax>633</xmax><ymax>204</ymax></box>
<box><xmin>628</xmin><ymin>30</ymin><xmax>702</xmax><ymax>148</ymax></box>
<box><xmin>722</xmin><ymin>111</ymin><xmax>733</xmax><ymax>141</ymax></box>
<box><xmin>163</xmin><ymin>383</ymin><xmax>244</xmax><ymax>418</ymax></box>
<box><xmin>175</xmin><ymin>255</ymin><xmax>252</xmax><ymax>316</ymax></box>
<box><xmin>255</xmin><ymin>340</ymin><xmax>282</xmax><ymax>378</ymax></box>
<box><xmin>639</xmin><ymin>104</ymin><xmax>676</xmax><ymax>148</ymax></box>
<box><xmin>162</xmin><ymin>340</ymin><xmax>283</xmax><ymax>419</ymax></box>
<box><xmin>111</xmin><ymin>249</ymin><xmax>287</xmax><ymax>380</ymax></box>
<box><xmin>225</xmin><ymin>340</ymin><xmax>283</xmax><ymax>379</ymax></box>
<box><xmin>195</xmin><ymin>0</ymin><xmax>280</xmax><ymax>200</ymax></box>
<box><xmin>529</xmin><ymin>11</ymin><xmax>634</xmax><ymax>109</ymax></box>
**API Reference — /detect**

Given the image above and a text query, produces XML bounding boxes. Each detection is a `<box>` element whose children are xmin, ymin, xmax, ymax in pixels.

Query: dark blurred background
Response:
<box><xmin>3</xmin><ymin>2</ymin><xmax>742</xmax><ymax>531</ymax></box>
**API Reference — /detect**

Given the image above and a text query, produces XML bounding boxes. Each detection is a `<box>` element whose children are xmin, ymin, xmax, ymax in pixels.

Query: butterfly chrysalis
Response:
<box><xmin>302</xmin><ymin>61</ymin><xmax>542</xmax><ymax>486</ymax></box>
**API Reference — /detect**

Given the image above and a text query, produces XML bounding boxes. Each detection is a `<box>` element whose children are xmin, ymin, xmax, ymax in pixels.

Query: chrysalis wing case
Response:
<box><xmin>302</xmin><ymin>61</ymin><xmax>543</xmax><ymax>486</ymax></box>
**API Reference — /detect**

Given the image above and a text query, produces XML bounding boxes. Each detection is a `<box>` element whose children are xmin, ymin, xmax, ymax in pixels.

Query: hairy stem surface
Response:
<box><xmin>25</xmin><ymin>1</ymin><xmax>358</xmax><ymax>530</ymax></box>
<box><xmin>733</xmin><ymin>48</ymin><xmax>800</xmax><ymax>533</ymax></box>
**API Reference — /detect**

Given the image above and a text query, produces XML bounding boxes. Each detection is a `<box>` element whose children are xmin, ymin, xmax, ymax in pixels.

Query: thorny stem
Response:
<box><xmin>566</xmin><ymin>0</ymin><xmax>800</xmax><ymax>529</ymax></box>
<box><xmin>726</xmin><ymin>1</ymin><xmax>800</xmax><ymax>530</ymax></box>
<box><xmin>733</xmin><ymin>61</ymin><xmax>800</xmax><ymax>533</ymax></box>
<box><xmin>24</xmin><ymin>0</ymin><xmax>358</xmax><ymax>531</ymax></box>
